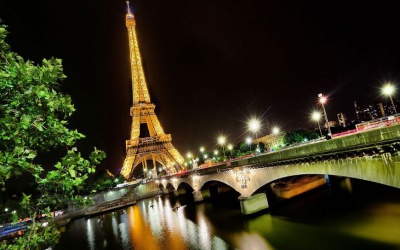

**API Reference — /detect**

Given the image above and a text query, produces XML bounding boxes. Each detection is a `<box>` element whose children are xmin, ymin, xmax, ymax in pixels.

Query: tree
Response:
<box><xmin>0</xmin><ymin>24</ymin><xmax>105</xmax><ymax>249</ymax></box>
<box><xmin>87</xmin><ymin>170</ymin><xmax>121</xmax><ymax>192</ymax></box>
<box><xmin>283</xmin><ymin>129</ymin><xmax>319</xmax><ymax>145</ymax></box>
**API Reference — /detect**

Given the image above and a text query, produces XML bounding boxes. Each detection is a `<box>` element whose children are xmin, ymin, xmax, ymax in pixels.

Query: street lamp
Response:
<box><xmin>200</xmin><ymin>147</ymin><xmax>205</xmax><ymax>153</ymax></box>
<box><xmin>382</xmin><ymin>83</ymin><xmax>397</xmax><ymax>115</ymax></box>
<box><xmin>318</xmin><ymin>93</ymin><xmax>332</xmax><ymax>136</ymax></box>
<box><xmin>218</xmin><ymin>136</ymin><xmax>226</xmax><ymax>160</ymax></box>
<box><xmin>248</xmin><ymin>118</ymin><xmax>261</xmax><ymax>151</ymax></box>
<box><xmin>246</xmin><ymin>137</ymin><xmax>252</xmax><ymax>151</ymax></box>
<box><xmin>311</xmin><ymin>111</ymin><xmax>323</xmax><ymax>137</ymax></box>
<box><xmin>213</xmin><ymin>150</ymin><xmax>218</xmax><ymax>162</ymax></box>
<box><xmin>272</xmin><ymin>127</ymin><xmax>280</xmax><ymax>135</ymax></box>
<box><xmin>227</xmin><ymin>144</ymin><xmax>233</xmax><ymax>159</ymax></box>
<box><xmin>186</xmin><ymin>152</ymin><xmax>193</xmax><ymax>169</ymax></box>
<box><xmin>248</xmin><ymin>119</ymin><xmax>261</xmax><ymax>133</ymax></box>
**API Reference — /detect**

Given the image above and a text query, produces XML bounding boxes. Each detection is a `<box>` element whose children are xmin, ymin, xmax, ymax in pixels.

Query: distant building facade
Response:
<box><xmin>355</xmin><ymin>99</ymin><xmax>399</xmax><ymax>122</ymax></box>
<box><xmin>337</xmin><ymin>112</ymin><xmax>347</xmax><ymax>127</ymax></box>
<box><xmin>254</xmin><ymin>133</ymin><xmax>286</xmax><ymax>151</ymax></box>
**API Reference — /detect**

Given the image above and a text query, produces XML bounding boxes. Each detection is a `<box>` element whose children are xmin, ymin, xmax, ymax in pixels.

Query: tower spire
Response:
<box><xmin>125</xmin><ymin>1</ymin><xmax>151</xmax><ymax>104</ymax></box>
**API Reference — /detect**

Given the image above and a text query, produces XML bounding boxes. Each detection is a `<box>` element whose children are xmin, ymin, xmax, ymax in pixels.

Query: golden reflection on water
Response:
<box><xmin>342</xmin><ymin>202</ymin><xmax>400</xmax><ymax>244</ymax></box>
<box><xmin>124</xmin><ymin>196</ymin><xmax>232</xmax><ymax>250</ymax></box>
<box><xmin>127</xmin><ymin>198</ymin><xmax>187</xmax><ymax>250</ymax></box>
<box><xmin>127</xmin><ymin>205</ymin><xmax>162</xmax><ymax>250</ymax></box>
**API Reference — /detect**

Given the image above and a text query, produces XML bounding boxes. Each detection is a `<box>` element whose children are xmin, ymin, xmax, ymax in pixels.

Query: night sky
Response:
<box><xmin>1</xmin><ymin>1</ymin><xmax>400</xmax><ymax>174</ymax></box>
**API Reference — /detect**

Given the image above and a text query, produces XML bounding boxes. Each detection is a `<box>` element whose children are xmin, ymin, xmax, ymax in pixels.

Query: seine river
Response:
<box><xmin>54</xmin><ymin>178</ymin><xmax>400</xmax><ymax>250</ymax></box>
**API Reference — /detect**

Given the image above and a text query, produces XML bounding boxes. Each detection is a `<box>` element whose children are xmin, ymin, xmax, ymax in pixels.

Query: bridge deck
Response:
<box><xmin>165</xmin><ymin>124</ymin><xmax>400</xmax><ymax>179</ymax></box>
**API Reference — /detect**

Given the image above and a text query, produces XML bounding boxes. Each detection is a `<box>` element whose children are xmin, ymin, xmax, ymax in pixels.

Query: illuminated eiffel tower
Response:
<box><xmin>120</xmin><ymin>2</ymin><xmax>185</xmax><ymax>179</ymax></box>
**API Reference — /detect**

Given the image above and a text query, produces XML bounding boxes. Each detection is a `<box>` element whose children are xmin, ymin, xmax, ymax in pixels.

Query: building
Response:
<box><xmin>254</xmin><ymin>133</ymin><xmax>286</xmax><ymax>151</ymax></box>
<box><xmin>355</xmin><ymin>99</ymin><xmax>399</xmax><ymax>122</ymax></box>
<box><xmin>337</xmin><ymin>112</ymin><xmax>347</xmax><ymax>127</ymax></box>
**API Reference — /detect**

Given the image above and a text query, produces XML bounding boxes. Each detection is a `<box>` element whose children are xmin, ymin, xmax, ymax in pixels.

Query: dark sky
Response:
<box><xmin>1</xmin><ymin>1</ymin><xmax>400</xmax><ymax>174</ymax></box>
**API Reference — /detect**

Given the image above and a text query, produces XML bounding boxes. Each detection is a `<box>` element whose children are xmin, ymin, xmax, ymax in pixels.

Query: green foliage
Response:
<box><xmin>88</xmin><ymin>170</ymin><xmax>118</xmax><ymax>193</ymax></box>
<box><xmin>0</xmin><ymin>24</ymin><xmax>106</xmax><ymax>249</ymax></box>
<box><xmin>283</xmin><ymin>129</ymin><xmax>319</xmax><ymax>145</ymax></box>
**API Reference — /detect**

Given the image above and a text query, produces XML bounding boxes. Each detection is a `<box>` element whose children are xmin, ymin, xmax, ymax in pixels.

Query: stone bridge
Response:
<box><xmin>156</xmin><ymin>125</ymin><xmax>400</xmax><ymax>214</ymax></box>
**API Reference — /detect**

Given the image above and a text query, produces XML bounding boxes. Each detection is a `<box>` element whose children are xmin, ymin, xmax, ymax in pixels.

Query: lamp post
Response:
<box><xmin>271</xmin><ymin>127</ymin><xmax>280</xmax><ymax>151</ymax></box>
<box><xmin>312</xmin><ymin>111</ymin><xmax>323</xmax><ymax>137</ymax></box>
<box><xmin>248</xmin><ymin>118</ymin><xmax>261</xmax><ymax>152</ymax></box>
<box><xmin>213</xmin><ymin>150</ymin><xmax>218</xmax><ymax>162</ymax></box>
<box><xmin>218</xmin><ymin>136</ymin><xmax>226</xmax><ymax>160</ymax></box>
<box><xmin>318</xmin><ymin>93</ymin><xmax>332</xmax><ymax>136</ymax></box>
<box><xmin>199</xmin><ymin>146</ymin><xmax>205</xmax><ymax>161</ymax></box>
<box><xmin>382</xmin><ymin>83</ymin><xmax>397</xmax><ymax>115</ymax></box>
<box><xmin>186</xmin><ymin>152</ymin><xmax>193</xmax><ymax>169</ymax></box>
<box><xmin>246</xmin><ymin>137</ymin><xmax>252</xmax><ymax>151</ymax></box>
<box><xmin>227</xmin><ymin>144</ymin><xmax>233</xmax><ymax>159</ymax></box>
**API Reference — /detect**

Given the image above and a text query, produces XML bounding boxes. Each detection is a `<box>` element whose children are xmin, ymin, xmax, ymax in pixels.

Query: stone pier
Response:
<box><xmin>192</xmin><ymin>191</ymin><xmax>203</xmax><ymax>202</ymax></box>
<box><xmin>192</xmin><ymin>190</ymin><xmax>211</xmax><ymax>202</ymax></box>
<box><xmin>238</xmin><ymin>193</ymin><xmax>269</xmax><ymax>215</ymax></box>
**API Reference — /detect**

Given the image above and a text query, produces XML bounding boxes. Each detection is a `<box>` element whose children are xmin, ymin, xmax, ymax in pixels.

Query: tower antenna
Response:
<box><xmin>126</xmin><ymin>1</ymin><xmax>132</xmax><ymax>16</ymax></box>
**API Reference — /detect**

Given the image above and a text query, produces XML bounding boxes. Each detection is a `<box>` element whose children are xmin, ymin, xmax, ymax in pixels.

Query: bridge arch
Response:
<box><xmin>242</xmin><ymin>154</ymin><xmax>399</xmax><ymax>197</ymax></box>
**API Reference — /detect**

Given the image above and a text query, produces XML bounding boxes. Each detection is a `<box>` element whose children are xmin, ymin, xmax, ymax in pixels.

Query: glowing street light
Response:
<box><xmin>248</xmin><ymin>119</ymin><xmax>261</xmax><ymax>133</ymax></box>
<box><xmin>186</xmin><ymin>152</ymin><xmax>194</xmax><ymax>169</ymax></box>
<box><xmin>227</xmin><ymin>144</ymin><xmax>233</xmax><ymax>158</ymax></box>
<box><xmin>246</xmin><ymin>137</ymin><xmax>252</xmax><ymax>151</ymax></box>
<box><xmin>213</xmin><ymin>150</ymin><xmax>218</xmax><ymax>162</ymax></box>
<box><xmin>382</xmin><ymin>83</ymin><xmax>397</xmax><ymax>115</ymax></box>
<box><xmin>199</xmin><ymin>146</ymin><xmax>205</xmax><ymax>153</ymax></box>
<box><xmin>318</xmin><ymin>93</ymin><xmax>331</xmax><ymax>136</ymax></box>
<box><xmin>248</xmin><ymin>119</ymin><xmax>261</xmax><ymax>151</ymax></box>
<box><xmin>311</xmin><ymin>111</ymin><xmax>323</xmax><ymax>137</ymax></box>
<box><xmin>218</xmin><ymin>136</ymin><xmax>226</xmax><ymax>160</ymax></box>
<box><xmin>272</xmin><ymin>127</ymin><xmax>280</xmax><ymax>135</ymax></box>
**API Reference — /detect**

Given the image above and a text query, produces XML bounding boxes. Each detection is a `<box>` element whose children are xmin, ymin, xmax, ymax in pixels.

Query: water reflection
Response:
<box><xmin>56</xmin><ymin>179</ymin><xmax>400</xmax><ymax>250</ymax></box>
<box><xmin>86</xmin><ymin>218</ymin><xmax>95</xmax><ymax>250</ymax></box>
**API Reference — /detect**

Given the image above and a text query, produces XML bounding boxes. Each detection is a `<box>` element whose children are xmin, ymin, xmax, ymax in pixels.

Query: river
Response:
<box><xmin>54</xmin><ymin>178</ymin><xmax>400</xmax><ymax>250</ymax></box>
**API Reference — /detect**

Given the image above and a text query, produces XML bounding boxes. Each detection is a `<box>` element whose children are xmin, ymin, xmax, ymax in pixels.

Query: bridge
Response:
<box><xmin>155</xmin><ymin>124</ymin><xmax>400</xmax><ymax>215</ymax></box>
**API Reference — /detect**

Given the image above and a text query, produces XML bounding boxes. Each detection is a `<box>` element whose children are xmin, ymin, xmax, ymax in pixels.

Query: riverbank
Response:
<box><xmin>54</xmin><ymin>188</ymin><xmax>162</xmax><ymax>227</ymax></box>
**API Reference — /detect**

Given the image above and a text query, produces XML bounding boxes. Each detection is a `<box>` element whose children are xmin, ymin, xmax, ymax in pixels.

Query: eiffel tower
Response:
<box><xmin>120</xmin><ymin>2</ymin><xmax>185</xmax><ymax>179</ymax></box>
